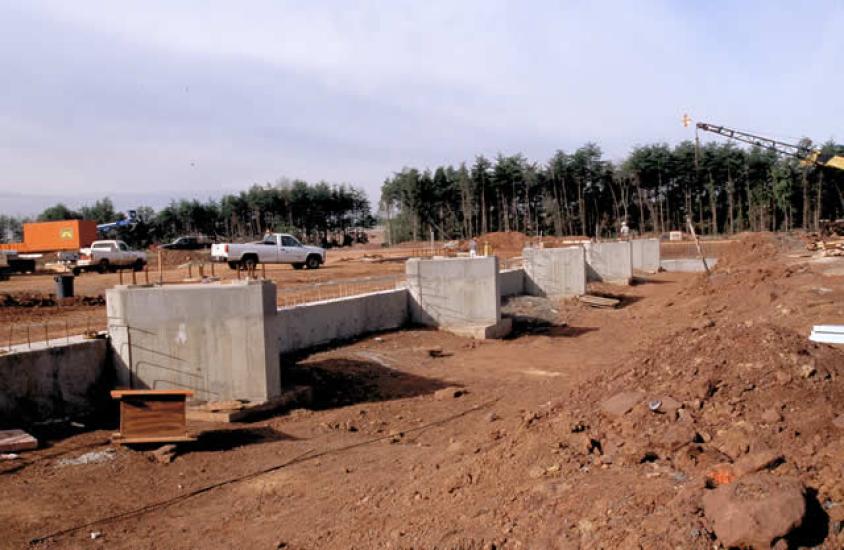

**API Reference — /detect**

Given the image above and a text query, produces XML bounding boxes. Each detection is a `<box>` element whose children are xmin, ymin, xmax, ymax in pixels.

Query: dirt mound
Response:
<box><xmin>523</xmin><ymin>317</ymin><xmax>844</xmax><ymax>546</ymax></box>
<box><xmin>0</xmin><ymin>292</ymin><xmax>105</xmax><ymax>308</ymax></box>
<box><xmin>498</xmin><ymin>236</ymin><xmax>844</xmax><ymax>547</ymax></box>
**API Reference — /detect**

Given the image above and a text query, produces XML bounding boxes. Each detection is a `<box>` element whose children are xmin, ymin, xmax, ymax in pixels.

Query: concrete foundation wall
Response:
<box><xmin>407</xmin><ymin>256</ymin><xmax>509</xmax><ymax>338</ymax></box>
<box><xmin>584</xmin><ymin>241</ymin><xmax>633</xmax><ymax>284</ymax></box>
<box><xmin>499</xmin><ymin>268</ymin><xmax>526</xmax><ymax>297</ymax></box>
<box><xmin>0</xmin><ymin>338</ymin><xmax>111</xmax><ymax>425</ymax></box>
<box><xmin>407</xmin><ymin>256</ymin><xmax>500</xmax><ymax>327</ymax></box>
<box><xmin>631</xmin><ymin>239</ymin><xmax>660</xmax><ymax>274</ymax></box>
<box><xmin>106</xmin><ymin>281</ymin><xmax>280</xmax><ymax>403</ymax></box>
<box><xmin>277</xmin><ymin>289</ymin><xmax>408</xmax><ymax>354</ymax></box>
<box><xmin>523</xmin><ymin>246</ymin><xmax>587</xmax><ymax>298</ymax></box>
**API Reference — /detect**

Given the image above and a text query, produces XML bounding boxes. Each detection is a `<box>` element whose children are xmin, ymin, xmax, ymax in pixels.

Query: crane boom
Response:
<box><xmin>694</xmin><ymin>121</ymin><xmax>844</xmax><ymax>171</ymax></box>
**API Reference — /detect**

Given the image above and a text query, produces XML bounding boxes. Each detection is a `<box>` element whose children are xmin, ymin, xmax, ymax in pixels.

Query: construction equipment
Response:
<box><xmin>96</xmin><ymin>209</ymin><xmax>139</xmax><ymax>234</ymax></box>
<box><xmin>684</xmin><ymin>116</ymin><xmax>844</xmax><ymax>171</ymax></box>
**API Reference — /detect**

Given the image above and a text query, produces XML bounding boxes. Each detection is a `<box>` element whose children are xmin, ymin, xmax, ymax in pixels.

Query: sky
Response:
<box><xmin>1</xmin><ymin>1</ymin><xmax>843</xmax><ymax>216</ymax></box>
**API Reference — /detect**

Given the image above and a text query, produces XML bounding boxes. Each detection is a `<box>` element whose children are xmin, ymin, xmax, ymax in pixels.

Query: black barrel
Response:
<box><xmin>54</xmin><ymin>274</ymin><xmax>75</xmax><ymax>299</ymax></box>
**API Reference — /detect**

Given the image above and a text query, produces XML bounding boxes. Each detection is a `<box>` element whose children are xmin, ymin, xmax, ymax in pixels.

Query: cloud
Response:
<box><xmin>1</xmin><ymin>1</ymin><xmax>843</xmax><ymax>215</ymax></box>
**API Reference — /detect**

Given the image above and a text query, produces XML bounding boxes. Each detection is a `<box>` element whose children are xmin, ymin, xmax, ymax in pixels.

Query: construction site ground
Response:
<box><xmin>0</xmin><ymin>236</ymin><xmax>731</xmax><ymax>347</ymax></box>
<box><xmin>3</xmin><ymin>232</ymin><xmax>844</xmax><ymax>548</ymax></box>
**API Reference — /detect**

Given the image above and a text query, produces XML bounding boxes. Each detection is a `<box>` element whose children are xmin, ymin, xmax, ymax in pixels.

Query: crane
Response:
<box><xmin>683</xmin><ymin>115</ymin><xmax>844</xmax><ymax>171</ymax></box>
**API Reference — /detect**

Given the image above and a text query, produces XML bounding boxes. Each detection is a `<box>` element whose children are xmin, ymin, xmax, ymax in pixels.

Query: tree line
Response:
<box><xmin>0</xmin><ymin>180</ymin><xmax>373</xmax><ymax>248</ymax></box>
<box><xmin>380</xmin><ymin>140</ymin><xmax>844</xmax><ymax>242</ymax></box>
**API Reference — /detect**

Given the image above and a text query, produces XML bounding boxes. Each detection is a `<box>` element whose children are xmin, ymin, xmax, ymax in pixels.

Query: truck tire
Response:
<box><xmin>242</xmin><ymin>255</ymin><xmax>258</xmax><ymax>271</ymax></box>
<box><xmin>306</xmin><ymin>254</ymin><xmax>321</xmax><ymax>269</ymax></box>
<box><xmin>133</xmin><ymin>259</ymin><xmax>145</xmax><ymax>272</ymax></box>
<box><xmin>72</xmin><ymin>267</ymin><xmax>82</xmax><ymax>276</ymax></box>
<box><xmin>98</xmin><ymin>259</ymin><xmax>110</xmax><ymax>274</ymax></box>
<box><xmin>292</xmin><ymin>263</ymin><xmax>304</xmax><ymax>270</ymax></box>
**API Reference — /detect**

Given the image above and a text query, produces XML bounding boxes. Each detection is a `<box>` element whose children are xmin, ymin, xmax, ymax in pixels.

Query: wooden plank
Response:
<box><xmin>186</xmin><ymin>386</ymin><xmax>313</xmax><ymax>423</ymax></box>
<box><xmin>578</xmin><ymin>294</ymin><xmax>621</xmax><ymax>308</ymax></box>
<box><xmin>111</xmin><ymin>389</ymin><xmax>194</xmax><ymax>398</ymax></box>
<box><xmin>112</xmin><ymin>435</ymin><xmax>196</xmax><ymax>445</ymax></box>
<box><xmin>0</xmin><ymin>429</ymin><xmax>38</xmax><ymax>452</ymax></box>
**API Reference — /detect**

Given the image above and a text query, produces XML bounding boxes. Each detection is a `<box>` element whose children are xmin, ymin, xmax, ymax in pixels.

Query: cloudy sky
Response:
<box><xmin>1</xmin><ymin>1</ymin><xmax>843</xmax><ymax>215</ymax></box>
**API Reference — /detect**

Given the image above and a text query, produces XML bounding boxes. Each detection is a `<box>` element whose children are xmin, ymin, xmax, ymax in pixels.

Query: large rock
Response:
<box><xmin>702</xmin><ymin>472</ymin><xmax>805</xmax><ymax>549</ymax></box>
<box><xmin>600</xmin><ymin>391</ymin><xmax>644</xmax><ymax>417</ymax></box>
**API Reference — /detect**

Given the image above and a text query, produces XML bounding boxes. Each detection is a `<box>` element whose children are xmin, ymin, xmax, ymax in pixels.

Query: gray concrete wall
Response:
<box><xmin>107</xmin><ymin>280</ymin><xmax>280</xmax><ymax>403</ymax></box>
<box><xmin>584</xmin><ymin>241</ymin><xmax>633</xmax><ymax>284</ymax></box>
<box><xmin>0</xmin><ymin>338</ymin><xmax>111</xmax><ymax>425</ymax></box>
<box><xmin>277</xmin><ymin>289</ymin><xmax>408</xmax><ymax>354</ymax></box>
<box><xmin>407</xmin><ymin>256</ymin><xmax>509</xmax><ymax>338</ymax></box>
<box><xmin>523</xmin><ymin>246</ymin><xmax>586</xmax><ymax>298</ymax></box>
<box><xmin>630</xmin><ymin>238</ymin><xmax>661</xmax><ymax>274</ymax></box>
<box><xmin>499</xmin><ymin>268</ymin><xmax>526</xmax><ymax>297</ymax></box>
<box><xmin>660</xmin><ymin>258</ymin><xmax>719</xmax><ymax>272</ymax></box>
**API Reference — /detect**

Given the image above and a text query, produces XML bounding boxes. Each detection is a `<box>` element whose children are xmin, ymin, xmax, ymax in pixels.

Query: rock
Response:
<box><xmin>734</xmin><ymin>449</ymin><xmax>783</xmax><ymax>477</ymax></box>
<box><xmin>774</xmin><ymin>371</ymin><xmax>792</xmax><ymax>386</ymax></box>
<box><xmin>693</xmin><ymin>318</ymin><xmax>716</xmax><ymax>330</ymax></box>
<box><xmin>600</xmin><ymin>391</ymin><xmax>645</xmax><ymax>417</ymax></box>
<box><xmin>702</xmin><ymin>473</ymin><xmax>806</xmax><ymax>549</ymax></box>
<box><xmin>834</xmin><ymin>414</ymin><xmax>844</xmax><ymax>429</ymax></box>
<box><xmin>761</xmin><ymin>408</ymin><xmax>783</xmax><ymax>424</ymax></box>
<box><xmin>151</xmin><ymin>444</ymin><xmax>177</xmax><ymax>464</ymax></box>
<box><xmin>799</xmin><ymin>364</ymin><xmax>817</xmax><ymax>379</ymax></box>
<box><xmin>434</xmin><ymin>386</ymin><xmax>465</xmax><ymax>400</ymax></box>
<box><xmin>485</xmin><ymin>411</ymin><xmax>499</xmax><ymax>422</ymax></box>
<box><xmin>654</xmin><ymin>395</ymin><xmax>682</xmax><ymax>415</ymax></box>
<box><xmin>713</xmin><ymin>427</ymin><xmax>752</xmax><ymax>460</ymax></box>
<box><xmin>0</xmin><ymin>429</ymin><xmax>38</xmax><ymax>452</ymax></box>
<box><xmin>655</xmin><ymin>424</ymin><xmax>697</xmax><ymax>452</ymax></box>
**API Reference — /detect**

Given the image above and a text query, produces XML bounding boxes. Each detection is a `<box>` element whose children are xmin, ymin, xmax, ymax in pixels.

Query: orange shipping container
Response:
<box><xmin>0</xmin><ymin>220</ymin><xmax>98</xmax><ymax>253</ymax></box>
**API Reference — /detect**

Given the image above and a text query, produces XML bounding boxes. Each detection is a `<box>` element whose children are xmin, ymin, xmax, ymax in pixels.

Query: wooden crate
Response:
<box><xmin>111</xmin><ymin>390</ymin><xmax>196</xmax><ymax>444</ymax></box>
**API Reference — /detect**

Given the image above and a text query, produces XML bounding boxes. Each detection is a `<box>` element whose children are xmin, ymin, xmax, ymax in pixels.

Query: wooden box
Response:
<box><xmin>111</xmin><ymin>390</ymin><xmax>196</xmax><ymax>444</ymax></box>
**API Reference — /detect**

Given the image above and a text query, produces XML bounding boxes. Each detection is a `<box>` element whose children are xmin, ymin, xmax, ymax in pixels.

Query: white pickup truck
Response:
<box><xmin>211</xmin><ymin>233</ymin><xmax>326</xmax><ymax>270</ymax></box>
<box><xmin>74</xmin><ymin>240</ymin><xmax>147</xmax><ymax>275</ymax></box>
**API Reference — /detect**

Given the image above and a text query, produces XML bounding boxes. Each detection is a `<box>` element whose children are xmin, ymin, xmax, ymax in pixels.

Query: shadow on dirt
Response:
<box><xmin>784</xmin><ymin>488</ymin><xmax>829</xmax><ymax>548</ymax></box>
<box><xmin>286</xmin><ymin>358</ymin><xmax>452</xmax><ymax>410</ymax></box>
<box><xmin>188</xmin><ymin>426</ymin><xmax>296</xmax><ymax>453</ymax></box>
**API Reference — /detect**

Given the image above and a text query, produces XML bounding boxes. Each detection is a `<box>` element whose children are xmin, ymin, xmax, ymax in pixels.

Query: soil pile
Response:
<box><xmin>500</xmin><ymin>233</ymin><xmax>844</xmax><ymax>547</ymax></box>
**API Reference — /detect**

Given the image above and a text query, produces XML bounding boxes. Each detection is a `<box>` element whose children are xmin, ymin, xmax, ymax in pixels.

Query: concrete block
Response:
<box><xmin>631</xmin><ymin>238</ymin><xmax>660</xmax><ymax>273</ymax></box>
<box><xmin>406</xmin><ymin>256</ymin><xmax>508</xmax><ymax>338</ymax></box>
<box><xmin>499</xmin><ymin>268</ymin><xmax>526</xmax><ymax>297</ymax></box>
<box><xmin>107</xmin><ymin>280</ymin><xmax>280</xmax><ymax>403</ymax></box>
<box><xmin>660</xmin><ymin>258</ymin><xmax>718</xmax><ymax>272</ymax></box>
<box><xmin>277</xmin><ymin>289</ymin><xmax>408</xmax><ymax>354</ymax></box>
<box><xmin>584</xmin><ymin>241</ymin><xmax>633</xmax><ymax>285</ymax></box>
<box><xmin>523</xmin><ymin>246</ymin><xmax>587</xmax><ymax>298</ymax></box>
<box><xmin>447</xmin><ymin>318</ymin><xmax>513</xmax><ymax>340</ymax></box>
<box><xmin>0</xmin><ymin>338</ymin><xmax>111</xmax><ymax>424</ymax></box>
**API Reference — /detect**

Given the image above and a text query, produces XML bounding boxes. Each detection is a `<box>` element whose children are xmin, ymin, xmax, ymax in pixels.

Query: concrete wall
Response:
<box><xmin>107</xmin><ymin>280</ymin><xmax>280</xmax><ymax>403</ymax></box>
<box><xmin>0</xmin><ymin>338</ymin><xmax>111</xmax><ymax>425</ymax></box>
<box><xmin>407</xmin><ymin>256</ymin><xmax>510</xmax><ymax>338</ymax></box>
<box><xmin>630</xmin><ymin>238</ymin><xmax>660</xmax><ymax>274</ymax></box>
<box><xmin>499</xmin><ymin>268</ymin><xmax>526</xmax><ymax>297</ymax></box>
<box><xmin>584</xmin><ymin>241</ymin><xmax>633</xmax><ymax>285</ymax></box>
<box><xmin>523</xmin><ymin>246</ymin><xmax>586</xmax><ymax>298</ymax></box>
<box><xmin>277</xmin><ymin>289</ymin><xmax>408</xmax><ymax>354</ymax></box>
